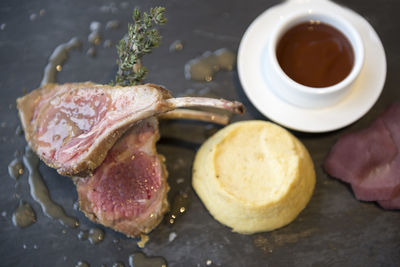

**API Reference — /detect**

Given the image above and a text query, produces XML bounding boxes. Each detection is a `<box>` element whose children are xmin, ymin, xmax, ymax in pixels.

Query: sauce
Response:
<box><xmin>128</xmin><ymin>252</ymin><xmax>167</xmax><ymax>267</ymax></box>
<box><xmin>8</xmin><ymin>158</ymin><xmax>24</xmax><ymax>180</ymax></box>
<box><xmin>89</xmin><ymin>21</ymin><xmax>102</xmax><ymax>45</ymax></box>
<box><xmin>41</xmin><ymin>37</ymin><xmax>82</xmax><ymax>86</ymax></box>
<box><xmin>23</xmin><ymin>146</ymin><xmax>79</xmax><ymax>228</ymax></box>
<box><xmin>106</xmin><ymin>20</ymin><xmax>120</xmax><ymax>30</ymax></box>
<box><xmin>276</xmin><ymin>21</ymin><xmax>354</xmax><ymax>88</ymax></box>
<box><xmin>168</xmin><ymin>232</ymin><xmax>177</xmax><ymax>242</ymax></box>
<box><xmin>253</xmin><ymin>235</ymin><xmax>274</xmax><ymax>253</ymax></box>
<box><xmin>75</xmin><ymin>260</ymin><xmax>90</xmax><ymax>267</ymax></box>
<box><xmin>104</xmin><ymin>40</ymin><xmax>113</xmax><ymax>48</ymax></box>
<box><xmin>87</xmin><ymin>47</ymin><xmax>97</xmax><ymax>57</ymax></box>
<box><xmin>112</xmin><ymin>262</ymin><xmax>125</xmax><ymax>267</ymax></box>
<box><xmin>167</xmin><ymin>189</ymin><xmax>190</xmax><ymax>225</ymax></box>
<box><xmin>88</xmin><ymin>227</ymin><xmax>105</xmax><ymax>244</ymax></box>
<box><xmin>12</xmin><ymin>201</ymin><xmax>36</xmax><ymax>228</ymax></box>
<box><xmin>15</xmin><ymin>125</ymin><xmax>23</xmax><ymax>136</ymax></box>
<box><xmin>185</xmin><ymin>48</ymin><xmax>235</xmax><ymax>82</ymax></box>
<box><xmin>77</xmin><ymin>228</ymin><xmax>105</xmax><ymax>244</ymax></box>
<box><xmin>77</xmin><ymin>230</ymin><xmax>89</xmax><ymax>241</ymax></box>
<box><xmin>113</xmin><ymin>238</ymin><xmax>124</xmax><ymax>251</ymax></box>
<box><xmin>169</xmin><ymin>40</ymin><xmax>183</xmax><ymax>52</ymax></box>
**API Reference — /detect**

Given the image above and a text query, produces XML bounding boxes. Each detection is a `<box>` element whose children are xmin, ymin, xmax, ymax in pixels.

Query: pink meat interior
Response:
<box><xmin>77</xmin><ymin>119</ymin><xmax>163</xmax><ymax>220</ymax></box>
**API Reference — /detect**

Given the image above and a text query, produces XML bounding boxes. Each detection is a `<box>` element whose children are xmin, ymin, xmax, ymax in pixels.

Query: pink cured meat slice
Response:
<box><xmin>323</xmin><ymin>118</ymin><xmax>397</xmax><ymax>184</ymax></box>
<box><xmin>378</xmin><ymin>192</ymin><xmax>400</xmax><ymax>210</ymax></box>
<box><xmin>381</xmin><ymin>102</ymin><xmax>400</xmax><ymax>146</ymax></box>
<box><xmin>324</xmin><ymin>102</ymin><xmax>400</xmax><ymax>207</ymax></box>
<box><xmin>351</xmin><ymin>104</ymin><xmax>400</xmax><ymax>201</ymax></box>
<box><xmin>351</xmin><ymin>155</ymin><xmax>400</xmax><ymax>201</ymax></box>
<box><xmin>75</xmin><ymin>118</ymin><xmax>169</xmax><ymax>237</ymax></box>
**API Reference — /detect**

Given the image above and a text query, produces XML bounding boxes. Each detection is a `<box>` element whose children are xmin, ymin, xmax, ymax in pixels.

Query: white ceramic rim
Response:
<box><xmin>268</xmin><ymin>10</ymin><xmax>365</xmax><ymax>95</ymax></box>
<box><xmin>237</xmin><ymin>0</ymin><xmax>386</xmax><ymax>133</ymax></box>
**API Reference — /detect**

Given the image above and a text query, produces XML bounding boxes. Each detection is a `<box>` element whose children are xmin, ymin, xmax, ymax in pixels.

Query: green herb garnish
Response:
<box><xmin>114</xmin><ymin>7</ymin><xmax>167</xmax><ymax>86</ymax></box>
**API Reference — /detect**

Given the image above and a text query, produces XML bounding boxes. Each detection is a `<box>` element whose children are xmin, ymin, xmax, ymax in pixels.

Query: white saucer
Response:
<box><xmin>238</xmin><ymin>0</ymin><xmax>386</xmax><ymax>133</ymax></box>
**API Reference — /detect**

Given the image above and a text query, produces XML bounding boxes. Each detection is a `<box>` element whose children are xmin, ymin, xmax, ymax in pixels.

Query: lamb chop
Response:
<box><xmin>17</xmin><ymin>82</ymin><xmax>244</xmax><ymax>236</ymax></box>
<box><xmin>17</xmin><ymin>82</ymin><xmax>244</xmax><ymax>177</ymax></box>
<box><xmin>75</xmin><ymin>110</ymin><xmax>238</xmax><ymax>237</ymax></box>
<box><xmin>74</xmin><ymin>109</ymin><xmax>233</xmax><ymax>237</ymax></box>
<box><xmin>74</xmin><ymin>117</ymin><xmax>168</xmax><ymax>236</ymax></box>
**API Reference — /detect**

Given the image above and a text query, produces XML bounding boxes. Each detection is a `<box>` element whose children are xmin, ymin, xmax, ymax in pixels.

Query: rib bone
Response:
<box><xmin>159</xmin><ymin>109</ymin><xmax>230</xmax><ymax>125</ymax></box>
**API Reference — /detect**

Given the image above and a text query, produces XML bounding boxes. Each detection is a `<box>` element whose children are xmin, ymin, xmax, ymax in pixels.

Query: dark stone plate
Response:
<box><xmin>0</xmin><ymin>0</ymin><xmax>399</xmax><ymax>266</ymax></box>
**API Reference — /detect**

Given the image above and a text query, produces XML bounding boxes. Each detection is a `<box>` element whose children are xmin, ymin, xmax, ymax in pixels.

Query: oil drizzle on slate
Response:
<box><xmin>77</xmin><ymin>228</ymin><xmax>105</xmax><ymax>244</ymax></box>
<box><xmin>41</xmin><ymin>37</ymin><xmax>82</xmax><ymax>86</ymax></box>
<box><xmin>169</xmin><ymin>40</ymin><xmax>183</xmax><ymax>52</ymax></box>
<box><xmin>112</xmin><ymin>261</ymin><xmax>125</xmax><ymax>267</ymax></box>
<box><xmin>75</xmin><ymin>260</ymin><xmax>90</xmax><ymax>267</ymax></box>
<box><xmin>23</xmin><ymin>146</ymin><xmax>79</xmax><ymax>228</ymax></box>
<box><xmin>88</xmin><ymin>21</ymin><xmax>102</xmax><ymax>45</ymax></box>
<box><xmin>15</xmin><ymin>125</ymin><xmax>23</xmax><ymax>136</ymax></box>
<box><xmin>128</xmin><ymin>252</ymin><xmax>167</xmax><ymax>267</ymax></box>
<box><xmin>184</xmin><ymin>48</ymin><xmax>235</xmax><ymax>82</ymax></box>
<box><xmin>12</xmin><ymin>200</ymin><xmax>36</xmax><ymax>228</ymax></box>
<box><xmin>77</xmin><ymin>230</ymin><xmax>89</xmax><ymax>241</ymax></box>
<box><xmin>167</xmin><ymin>189</ymin><xmax>191</xmax><ymax>225</ymax></box>
<box><xmin>105</xmin><ymin>20</ymin><xmax>120</xmax><ymax>30</ymax></box>
<box><xmin>8</xmin><ymin>158</ymin><xmax>24</xmax><ymax>180</ymax></box>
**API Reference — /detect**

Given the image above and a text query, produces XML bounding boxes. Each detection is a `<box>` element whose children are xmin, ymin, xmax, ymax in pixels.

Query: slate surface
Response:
<box><xmin>0</xmin><ymin>0</ymin><xmax>399</xmax><ymax>266</ymax></box>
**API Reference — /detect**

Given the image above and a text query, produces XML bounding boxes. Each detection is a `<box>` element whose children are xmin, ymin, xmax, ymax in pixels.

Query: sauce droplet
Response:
<box><xmin>77</xmin><ymin>230</ymin><xmax>89</xmax><ymax>241</ymax></box>
<box><xmin>128</xmin><ymin>252</ymin><xmax>167</xmax><ymax>267</ymax></box>
<box><xmin>88</xmin><ymin>21</ymin><xmax>102</xmax><ymax>46</ymax></box>
<box><xmin>106</xmin><ymin>20</ymin><xmax>120</xmax><ymax>30</ymax></box>
<box><xmin>88</xmin><ymin>31</ymin><xmax>101</xmax><ymax>45</ymax></box>
<box><xmin>112</xmin><ymin>261</ymin><xmax>125</xmax><ymax>267</ymax></box>
<box><xmin>12</xmin><ymin>201</ymin><xmax>36</xmax><ymax>228</ymax></box>
<box><xmin>88</xmin><ymin>227</ymin><xmax>105</xmax><ymax>244</ymax></box>
<box><xmin>75</xmin><ymin>260</ymin><xmax>90</xmax><ymax>267</ymax></box>
<box><xmin>8</xmin><ymin>158</ymin><xmax>24</xmax><ymax>180</ymax></box>
<box><xmin>87</xmin><ymin>47</ymin><xmax>97</xmax><ymax>57</ymax></box>
<box><xmin>168</xmin><ymin>232</ymin><xmax>177</xmax><ymax>242</ymax></box>
<box><xmin>169</xmin><ymin>40</ymin><xmax>183</xmax><ymax>52</ymax></box>
<box><xmin>15</xmin><ymin>125</ymin><xmax>23</xmax><ymax>136</ymax></box>
<box><xmin>167</xmin><ymin>189</ymin><xmax>191</xmax><ymax>225</ymax></box>
<box><xmin>104</xmin><ymin>40</ymin><xmax>113</xmax><ymax>48</ymax></box>
<box><xmin>184</xmin><ymin>48</ymin><xmax>235</xmax><ymax>82</ymax></box>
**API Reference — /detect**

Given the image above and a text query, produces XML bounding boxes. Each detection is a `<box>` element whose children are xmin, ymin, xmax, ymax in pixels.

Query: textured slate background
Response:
<box><xmin>0</xmin><ymin>0</ymin><xmax>399</xmax><ymax>266</ymax></box>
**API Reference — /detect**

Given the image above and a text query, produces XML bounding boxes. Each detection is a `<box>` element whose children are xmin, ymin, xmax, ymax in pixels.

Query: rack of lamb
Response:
<box><xmin>17</xmin><ymin>82</ymin><xmax>244</xmax><ymax>236</ymax></box>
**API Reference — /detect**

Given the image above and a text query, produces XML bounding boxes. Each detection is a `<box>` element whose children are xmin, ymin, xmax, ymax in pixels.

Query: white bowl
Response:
<box><xmin>266</xmin><ymin>11</ymin><xmax>364</xmax><ymax>109</ymax></box>
<box><xmin>237</xmin><ymin>0</ymin><xmax>386</xmax><ymax>133</ymax></box>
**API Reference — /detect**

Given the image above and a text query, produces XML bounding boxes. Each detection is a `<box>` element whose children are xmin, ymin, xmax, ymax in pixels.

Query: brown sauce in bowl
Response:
<box><xmin>276</xmin><ymin>21</ymin><xmax>354</xmax><ymax>88</ymax></box>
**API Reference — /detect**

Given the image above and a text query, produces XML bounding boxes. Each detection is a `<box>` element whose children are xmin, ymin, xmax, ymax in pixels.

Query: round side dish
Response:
<box><xmin>192</xmin><ymin>121</ymin><xmax>315</xmax><ymax>234</ymax></box>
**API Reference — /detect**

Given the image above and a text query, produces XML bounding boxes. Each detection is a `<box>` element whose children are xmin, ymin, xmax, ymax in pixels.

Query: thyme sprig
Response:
<box><xmin>115</xmin><ymin>7</ymin><xmax>167</xmax><ymax>86</ymax></box>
